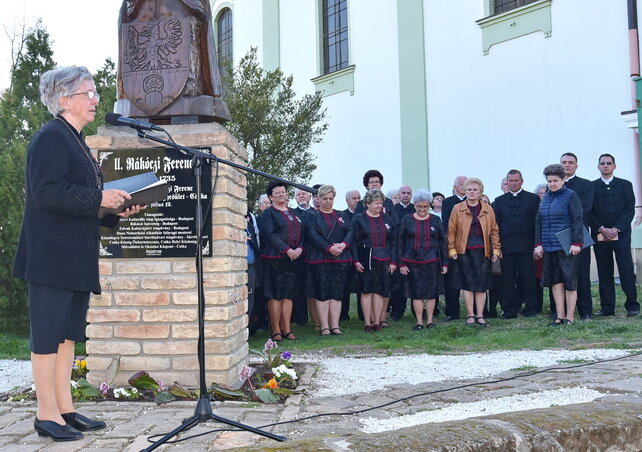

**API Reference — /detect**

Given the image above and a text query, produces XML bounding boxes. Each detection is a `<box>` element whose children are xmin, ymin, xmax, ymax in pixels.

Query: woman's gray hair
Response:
<box><xmin>534</xmin><ymin>183</ymin><xmax>547</xmax><ymax>193</ymax></box>
<box><xmin>364</xmin><ymin>188</ymin><xmax>385</xmax><ymax>205</ymax></box>
<box><xmin>40</xmin><ymin>66</ymin><xmax>93</xmax><ymax>115</ymax></box>
<box><xmin>386</xmin><ymin>189</ymin><xmax>399</xmax><ymax>199</ymax></box>
<box><xmin>543</xmin><ymin>164</ymin><xmax>565</xmax><ymax>179</ymax></box>
<box><xmin>412</xmin><ymin>189</ymin><xmax>433</xmax><ymax>204</ymax></box>
<box><xmin>317</xmin><ymin>184</ymin><xmax>336</xmax><ymax>198</ymax></box>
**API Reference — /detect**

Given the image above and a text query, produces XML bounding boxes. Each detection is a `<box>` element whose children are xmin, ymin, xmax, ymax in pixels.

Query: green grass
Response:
<box><xmin>0</xmin><ymin>333</ymin><xmax>87</xmax><ymax>360</ymax></box>
<box><xmin>248</xmin><ymin>285</ymin><xmax>642</xmax><ymax>355</ymax></box>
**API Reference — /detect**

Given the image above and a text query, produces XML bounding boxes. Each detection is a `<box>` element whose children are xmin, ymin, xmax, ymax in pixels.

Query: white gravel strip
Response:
<box><xmin>311</xmin><ymin>349</ymin><xmax>630</xmax><ymax>398</ymax></box>
<box><xmin>359</xmin><ymin>387</ymin><xmax>603</xmax><ymax>433</ymax></box>
<box><xmin>0</xmin><ymin>360</ymin><xmax>32</xmax><ymax>393</ymax></box>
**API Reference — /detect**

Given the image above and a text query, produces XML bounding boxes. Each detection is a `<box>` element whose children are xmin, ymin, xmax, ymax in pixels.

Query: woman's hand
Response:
<box><xmin>450</xmin><ymin>254</ymin><xmax>458</xmax><ymax>260</ymax></box>
<box><xmin>490</xmin><ymin>254</ymin><xmax>499</xmax><ymax>263</ymax></box>
<box><xmin>569</xmin><ymin>245</ymin><xmax>581</xmax><ymax>256</ymax></box>
<box><xmin>101</xmin><ymin>189</ymin><xmax>130</xmax><ymax>209</ymax></box>
<box><xmin>441</xmin><ymin>266</ymin><xmax>448</xmax><ymax>275</ymax></box>
<box><xmin>335</xmin><ymin>242</ymin><xmax>347</xmax><ymax>253</ymax></box>
<box><xmin>328</xmin><ymin>244</ymin><xmax>342</xmax><ymax>256</ymax></box>
<box><xmin>388</xmin><ymin>263</ymin><xmax>397</xmax><ymax>274</ymax></box>
<box><xmin>286</xmin><ymin>247</ymin><xmax>302</xmax><ymax>260</ymax></box>
<box><xmin>355</xmin><ymin>262</ymin><xmax>365</xmax><ymax>273</ymax></box>
<box><xmin>533</xmin><ymin>245</ymin><xmax>543</xmax><ymax>260</ymax></box>
<box><xmin>400</xmin><ymin>266</ymin><xmax>409</xmax><ymax>276</ymax></box>
<box><xmin>118</xmin><ymin>205</ymin><xmax>146</xmax><ymax>218</ymax></box>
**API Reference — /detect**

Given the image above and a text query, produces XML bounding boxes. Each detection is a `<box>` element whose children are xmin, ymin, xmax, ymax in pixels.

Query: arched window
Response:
<box><xmin>494</xmin><ymin>0</ymin><xmax>538</xmax><ymax>15</ymax></box>
<box><xmin>322</xmin><ymin>0</ymin><xmax>348</xmax><ymax>74</ymax></box>
<box><xmin>217</xmin><ymin>8</ymin><xmax>233</xmax><ymax>66</ymax></box>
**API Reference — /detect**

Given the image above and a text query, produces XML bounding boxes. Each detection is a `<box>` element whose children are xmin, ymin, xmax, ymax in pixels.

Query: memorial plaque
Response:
<box><xmin>99</xmin><ymin>147</ymin><xmax>212</xmax><ymax>258</ymax></box>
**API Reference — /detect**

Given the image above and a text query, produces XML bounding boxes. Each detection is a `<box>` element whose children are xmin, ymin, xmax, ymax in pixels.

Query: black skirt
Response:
<box><xmin>404</xmin><ymin>261</ymin><xmax>441</xmax><ymax>300</ymax></box>
<box><xmin>29</xmin><ymin>282</ymin><xmax>89</xmax><ymax>354</ymax></box>
<box><xmin>310</xmin><ymin>261</ymin><xmax>352</xmax><ymax>301</ymax></box>
<box><xmin>263</xmin><ymin>258</ymin><xmax>300</xmax><ymax>301</ymax></box>
<box><xmin>359</xmin><ymin>259</ymin><xmax>390</xmax><ymax>297</ymax></box>
<box><xmin>451</xmin><ymin>248</ymin><xmax>492</xmax><ymax>292</ymax></box>
<box><xmin>541</xmin><ymin>250</ymin><xmax>578</xmax><ymax>290</ymax></box>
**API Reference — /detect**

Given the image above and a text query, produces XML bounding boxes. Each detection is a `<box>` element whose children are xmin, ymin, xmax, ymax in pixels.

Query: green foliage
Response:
<box><xmin>254</xmin><ymin>388</ymin><xmax>279</xmax><ymax>404</ymax></box>
<box><xmin>71</xmin><ymin>378</ymin><xmax>101</xmax><ymax>402</ymax></box>
<box><xmin>221</xmin><ymin>47</ymin><xmax>328</xmax><ymax>206</ymax></box>
<box><xmin>0</xmin><ymin>21</ymin><xmax>56</xmax><ymax>336</ymax></box>
<box><xmin>83</xmin><ymin>58</ymin><xmax>117</xmax><ymax>137</ymax></box>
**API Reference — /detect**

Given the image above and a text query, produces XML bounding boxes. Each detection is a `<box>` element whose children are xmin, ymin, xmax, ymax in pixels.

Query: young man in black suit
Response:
<box><xmin>560</xmin><ymin>152</ymin><xmax>595</xmax><ymax>320</ymax></box>
<box><xmin>591</xmin><ymin>153</ymin><xmax>639</xmax><ymax>317</ymax></box>
<box><xmin>441</xmin><ymin>175</ymin><xmax>467</xmax><ymax>320</ymax></box>
<box><xmin>493</xmin><ymin>170</ymin><xmax>540</xmax><ymax>318</ymax></box>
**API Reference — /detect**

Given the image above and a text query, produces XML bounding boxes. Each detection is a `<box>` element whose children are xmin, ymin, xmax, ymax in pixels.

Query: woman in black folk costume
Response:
<box><xmin>398</xmin><ymin>189</ymin><xmax>448</xmax><ymax>330</ymax></box>
<box><xmin>351</xmin><ymin>189</ymin><xmax>398</xmax><ymax>332</ymax></box>
<box><xmin>260</xmin><ymin>181</ymin><xmax>304</xmax><ymax>341</ymax></box>
<box><xmin>304</xmin><ymin>185</ymin><xmax>353</xmax><ymax>335</ymax></box>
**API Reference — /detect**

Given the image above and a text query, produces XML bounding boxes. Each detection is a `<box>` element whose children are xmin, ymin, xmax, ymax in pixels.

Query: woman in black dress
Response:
<box><xmin>304</xmin><ymin>185</ymin><xmax>353</xmax><ymax>335</ymax></box>
<box><xmin>399</xmin><ymin>190</ymin><xmax>448</xmax><ymax>330</ymax></box>
<box><xmin>447</xmin><ymin>178</ymin><xmax>501</xmax><ymax>326</ymax></box>
<box><xmin>352</xmin><ymin>189</ymin><xmax>397</xmax><ymax>332</ymax></box>
<box><xmin>13</xmin><ymin>66</ymin><xmax>141</xmax><ymax>441</ymax></box>
<box><xmin>260</xmin><ymin>181</ymin><xmax>304</xmax><ymax>340</ymax></box>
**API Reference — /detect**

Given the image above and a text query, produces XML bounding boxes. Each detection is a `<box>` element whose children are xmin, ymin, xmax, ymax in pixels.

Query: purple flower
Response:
<box><xmin>263</xmin><ymin>339</ymin><xmax>278</xmax><ymax>354</ymax></box>
<box><xmin>157</xmin><ymin>378</ymin><xmax>168</xmax><ymax>391</ymax></box>
<box><xmin>281</xmin><ymin>351</ymin><xmax>291</xmax><ymax>360</ymax></box>
<box><xmin>238</xmin><ymin>365</ymin><xmax>255</xmax><ymax>382</ymax></box>
<box><xmin>99</xmin><ymin>382</ymin><xmax>110</xmax><ymax>396</ymax></box>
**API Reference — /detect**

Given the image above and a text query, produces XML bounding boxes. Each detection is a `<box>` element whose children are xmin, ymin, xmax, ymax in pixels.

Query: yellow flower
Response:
<box><xmin>263</xmin><ymin>378</ymin><xmax>278</xmax><ymax>389</ymax></box>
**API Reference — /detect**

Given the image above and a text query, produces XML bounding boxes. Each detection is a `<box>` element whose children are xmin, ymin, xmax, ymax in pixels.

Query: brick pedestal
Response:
<box><xmin>85</xmin><ymin>123</ymin><xmax>248</xmax><ymax>387</ymax></box>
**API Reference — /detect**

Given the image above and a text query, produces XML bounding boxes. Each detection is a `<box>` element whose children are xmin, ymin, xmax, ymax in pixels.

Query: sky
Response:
<box><xmin>0</xmin><ymin>1</ymin><xmax>120</xmax><ymax>91</ymax></box>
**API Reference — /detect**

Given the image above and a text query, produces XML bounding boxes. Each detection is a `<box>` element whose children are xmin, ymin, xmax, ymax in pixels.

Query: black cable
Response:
<box><xmin>146</xmin><ymin>349</ymin><xmax>642</xmax><ymax>443</ymax></box>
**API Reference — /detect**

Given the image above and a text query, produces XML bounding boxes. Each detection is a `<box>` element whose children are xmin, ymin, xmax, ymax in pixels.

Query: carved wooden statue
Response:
<box><xmin>116</xmin><ymin>0</ymin><xmax>230</xmax><ymax>123</ymax></box>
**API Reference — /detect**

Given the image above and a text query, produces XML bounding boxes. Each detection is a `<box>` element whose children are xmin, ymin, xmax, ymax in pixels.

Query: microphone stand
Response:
<box><xmin>132</xmin><ymin>128</ymin><xmax>311</xmax><ymax>450</ymax></box>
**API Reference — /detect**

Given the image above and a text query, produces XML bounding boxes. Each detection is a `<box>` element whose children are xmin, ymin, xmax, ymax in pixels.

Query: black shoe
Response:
<box><xmin>500</xmin><ymin>313</ymin><xmax>516</xmax><ymax>319</ymax></box>
<box><xmin>61</xmin><ymin>412</ymin><xmax>106</xmax><ymax>432</ymax></box>
<box><xmin>34</xmin><ymin>418</ymin><xmax>83</xmax><ymax>441</ymax></box>
<box><xmin>444</xmin><ymin>316</ymin><xmax>459</xmax><ymax>322</ymax></box>
<box><xmin>595</xmin><ymin>310</ymin><xmax>615</xmax><ymax>317</ymax></box>
<box><xmin>548</xmin><ymin>318</ymin><xmax>562</xmax><ymax>327</ymax></box>
<box><xmin>521</xmin><ymin>311</ymin><xmax>537</xmax><ymax>318</ymax></box>
<box><xmin>580</xmin><ymin>314</ymin><xmax>592</xmax><ymax>321</ymax></box>
<box><xmin>412</xmin><ymin>324</ymin><xmax>423</xmax><ymax>331</ymax></box>
<box><xmin>627</xmin><ymin>310</ymin><xmax>640</xmax><ymax>317</ymax></box>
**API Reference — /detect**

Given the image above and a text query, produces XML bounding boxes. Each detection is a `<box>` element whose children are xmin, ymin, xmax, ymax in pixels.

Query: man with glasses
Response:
<box><xmin>560</xmin><ymin>152</ymin><xmax>595</xmax><ymax>320</ymax></box>
<box><xmin>591</xmin><ymin>153</ymin><xmax>639</xmax><ymax>317</ymax></box>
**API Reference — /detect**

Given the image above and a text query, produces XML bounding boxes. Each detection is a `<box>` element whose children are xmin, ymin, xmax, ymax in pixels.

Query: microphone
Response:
<box><xmin>105</xmin><ymin>113</ymin><xmax>164</xmax><ymax>132</ymax></box>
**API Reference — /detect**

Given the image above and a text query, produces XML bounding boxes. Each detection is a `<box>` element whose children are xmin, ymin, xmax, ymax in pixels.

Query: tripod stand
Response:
<box><xmin>134</xmin><ymin>128</ymin><xmax>316</xmax><ymax>451</ymax></box>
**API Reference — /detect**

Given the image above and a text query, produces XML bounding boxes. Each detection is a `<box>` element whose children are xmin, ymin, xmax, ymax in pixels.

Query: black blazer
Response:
<box><xmin>591</xmin><ymin>177</ymin><xmax>635</xmax><ymax>247</ymax></box>
<box><xmin>246</xmin><ymin>212</ymin><xmax>263</xmax><ymax>282</ymax></box>
<box><xmin>492</xmin><ymin>190</ymin><xmax>540</xmax><ymax>254</ymax></box>
<box><xmin>303</xmin><ymin>209</ymin><xmax>353</xmax><ymax>263</ymax></box>
<box><xmin>13</xmin><ymin>117</ymin><xmax>119</xmax><ymax>294</ymax></box>
<box><xmin>441</xmin><ymin>194</ymin><xmax>465</xmax><ymax>235</ymax></box>
<box><xmin>564</xmin><ymin>176</ymin><xmax>594</xmax><ymax>227</ymax></box>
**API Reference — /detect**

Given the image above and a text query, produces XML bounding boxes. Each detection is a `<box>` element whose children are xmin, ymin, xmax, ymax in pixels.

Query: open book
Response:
<box><xmin>98</xmin><ymin>172</ymin><xmax>168</xmax><ymax>218</ymax></box>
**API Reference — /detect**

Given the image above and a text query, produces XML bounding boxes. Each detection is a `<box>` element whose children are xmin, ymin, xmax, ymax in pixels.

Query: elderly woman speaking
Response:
<box><xmin>13</xmin><ymin>66</ymin><xmax>142</xmax><ymax>441</ymax></box>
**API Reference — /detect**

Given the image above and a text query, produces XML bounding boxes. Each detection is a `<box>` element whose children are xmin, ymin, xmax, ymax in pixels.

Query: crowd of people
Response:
<box><xmin>246</xmin><ymin>154</ymin><xmax>639</xmax><ymax>339</ymax></box>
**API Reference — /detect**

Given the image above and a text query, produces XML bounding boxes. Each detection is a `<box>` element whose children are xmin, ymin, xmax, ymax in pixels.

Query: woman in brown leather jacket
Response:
<box><xmin>447</xmin><ymin>178</ymin><xmax>501</xmax><ymax>326</ymax></box>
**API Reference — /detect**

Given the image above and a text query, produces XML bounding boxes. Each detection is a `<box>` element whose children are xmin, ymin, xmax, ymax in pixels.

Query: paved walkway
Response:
<box><xmin>3</xmin><ymin>354</ymin><xmax>642</xmax><ymax>451</ymax></box>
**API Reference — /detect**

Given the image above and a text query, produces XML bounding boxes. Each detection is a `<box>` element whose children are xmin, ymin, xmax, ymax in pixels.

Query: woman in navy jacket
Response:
<box><xmin>303</xmin><ymin>185</ymin><xmax>353</xmax><ymax>335</ymax></box>
<box><xmin>534</xmin><ymin>164</ymin><xmax>584</xmax><ymax>326</ymax></box>
<box><xmin>13</xmin><ymin>66</ymin><xmax>141</xmax><ymax>441</ymax></box>
<box><xmin>260</xmin><ymin>181</ymin><xmax>304</xmax><ymax>341</ymax></box>
<box><xmin>351</xmin><ymin>189</ymin><xmax>397</xmax><ymax>332</ymax></box>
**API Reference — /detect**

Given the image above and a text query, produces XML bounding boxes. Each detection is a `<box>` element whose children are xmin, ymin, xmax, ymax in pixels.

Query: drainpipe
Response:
<box><xmin>628</xmin><ymin>0</ymin><xmax>642</xmax><ymax>226</ymax></box>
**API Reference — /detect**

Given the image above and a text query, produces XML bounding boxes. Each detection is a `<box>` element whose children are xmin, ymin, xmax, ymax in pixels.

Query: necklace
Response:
<box><xmin>55</xmin><ymin>116</ymin><xmax>102</xmax><ymax>189</ymax></box>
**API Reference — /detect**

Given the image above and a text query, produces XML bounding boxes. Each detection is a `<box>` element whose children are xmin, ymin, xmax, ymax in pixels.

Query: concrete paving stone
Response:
<box><xmin>208</xmin><ymin>430</ymin><xmax>261</xmax><ymax>450</ymax></box>
<box><xmin>121</xmin><ymin>435</ymin><xmax>153</xmax><ymax>452</ymax></box>
<box><xmin>1</xmin><ymin>417</ymin><xmax>37</xmax><ymax>435</ymax></box>
<box><xmin>84</xmin><ymin>437</ymin><xmax>131</xmax><ymax>451</ymax></box>
<box><xmin>0</xmin><ymin>411</ymin><xmax>32</xmax><ymax>429</ymax></box>
<box><xmin>107</xmin><ymin>412</ymin><xmax>182</xmax><ymax>438</ymax></box>
<box><xmin>591</xmin><ymin>377</ymin><xmax>642</xmax><ymax>393</ymax></box>
<box><xmin>0</xmin><ymin>444</ymin><xmax>43</xmax><ymax>452</ymax></box>
<box><xmin>43</xmin><ymin>435</ymin><xmax>96</xmax><ymax>452</ymax></box>
<box><xmin>351</xmin><ymin>395</ymin><xmax>401</xmax><ymax>407</ymax></box>
<box><xmin>0</xmin><ymin>436</ymin><xmax>24</xmax><ymax>449</ymax></box>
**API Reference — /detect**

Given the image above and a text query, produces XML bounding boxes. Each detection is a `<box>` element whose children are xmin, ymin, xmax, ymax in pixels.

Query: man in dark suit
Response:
<box><xmin>246</xmin><ymin>209</ymin><xmax>263</xmax><ymax>335</ymax></box>
<box><xmin>493</xmin><ymin>170</ymin><xmax>540</xmax><ymax>318</ymax></box>
<box><xmin>561</xmin><ymin>152</ymin><xmax>595</xmax><ymax>320</ymax></box>
<box><xmin>292</xmin><ymin>188</ymin><xmax>312</xmax><ymax>217</ymax></box>
<box><xmin>591</xmin><ymin>153</ymin><xmax>639</xmax><ymax>317</ymax></box>
<box><xmin>341</xmin><ymin>189</ymin><xmax>362</xmax><ymax>321</ymax></box>
<box><xmin>441</xmin><ymin>175</ymin><xmax>467</xmax><ymax>320</ymax></box>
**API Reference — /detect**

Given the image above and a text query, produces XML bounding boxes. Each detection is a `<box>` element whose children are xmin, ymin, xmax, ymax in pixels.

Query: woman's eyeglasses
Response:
<box><xmin>70</xmin><ymin>91</ymin><xmax>100</xmax><ymax>101</ymax></box>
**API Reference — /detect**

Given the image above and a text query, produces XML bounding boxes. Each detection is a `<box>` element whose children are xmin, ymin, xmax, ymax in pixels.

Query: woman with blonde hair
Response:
<box><xmin>447</xmin><ymin>178</ymin><xmax>501</xmax><ymax>326</ymax></box>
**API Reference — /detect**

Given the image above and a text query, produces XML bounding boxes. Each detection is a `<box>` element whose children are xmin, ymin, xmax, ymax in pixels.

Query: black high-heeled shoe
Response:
<box><xmin>34</xmin><ymin>417</ymin><xmax>83</xmax><ymax>441</ymax></box>
<box><xmin>62</xmin><ymin>412</ymin><xmax>106</xmax><ymax>431</ymax></box>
